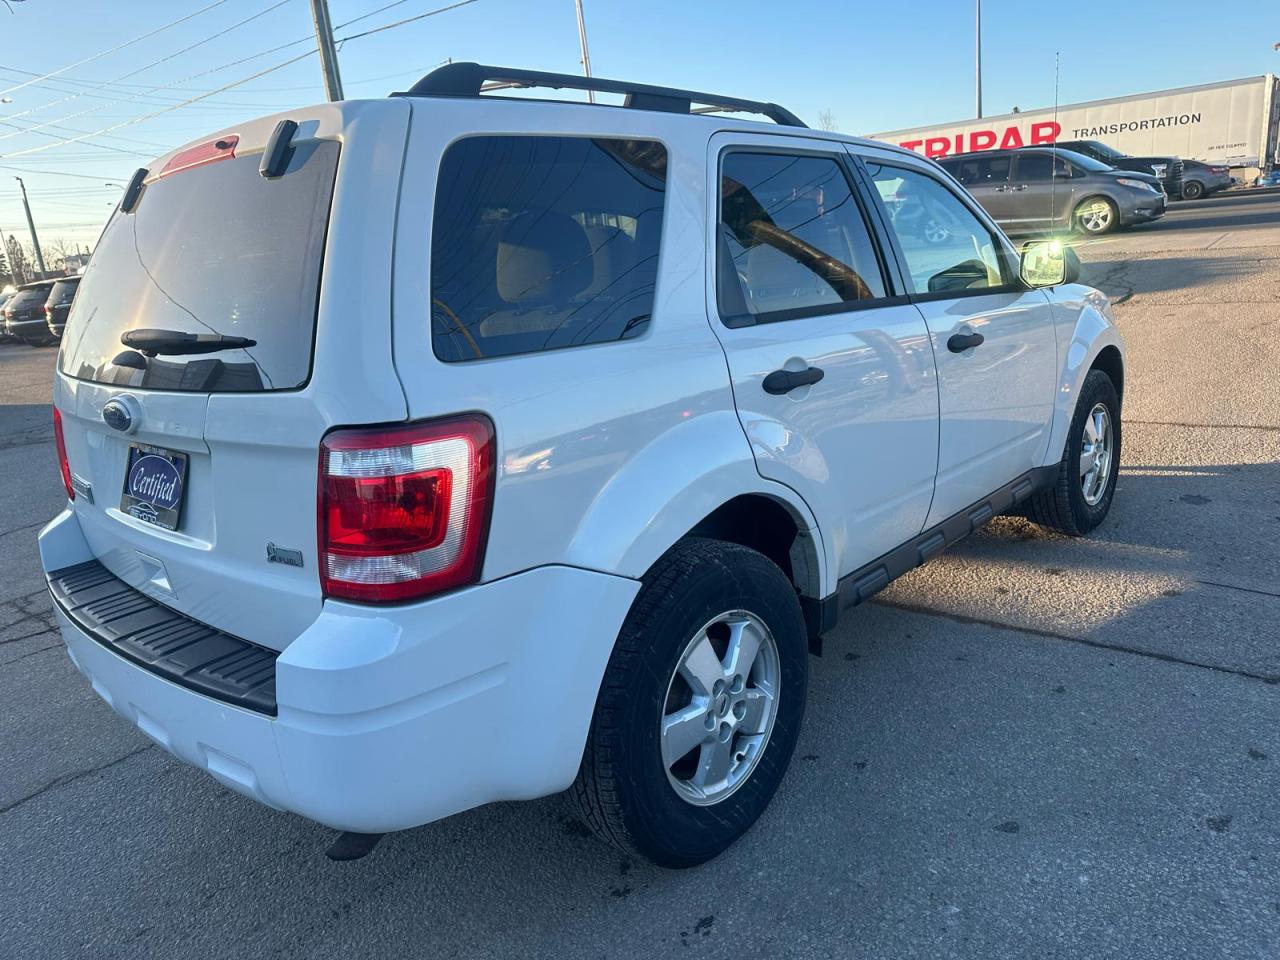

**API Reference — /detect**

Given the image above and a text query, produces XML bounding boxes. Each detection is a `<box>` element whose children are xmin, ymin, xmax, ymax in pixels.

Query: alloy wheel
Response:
<box><xmin>661</xmin><ymin>610</ymin><xmax>780</xmax><ymax>806</ymax></box>
<box><xmin>1078</xmin><ymin>200</ymin><xmax>1114</xmax><ymax>233</ymax></box>
<box><xmin>1080</xmin><ymin>403</ymin><xmax>1113</xmax><ymax>505</ymax></box>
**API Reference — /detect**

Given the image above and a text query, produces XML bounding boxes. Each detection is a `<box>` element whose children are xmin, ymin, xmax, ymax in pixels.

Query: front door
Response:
<box><xmin>706</xmin><ymin>133</ymin><xmax>940</xmax><ymax>577</ymax></box>
<box><xmin>857</xmin><ymin>150</ymin><xmax>1059</xmax><ymax>526</ymax></box>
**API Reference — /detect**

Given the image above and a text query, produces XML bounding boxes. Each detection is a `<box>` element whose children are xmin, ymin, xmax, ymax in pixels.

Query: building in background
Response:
<box><xmin>873</xmin><ymin>75</ymin><xmax>1279</xmax><ymax>181</ymax></box>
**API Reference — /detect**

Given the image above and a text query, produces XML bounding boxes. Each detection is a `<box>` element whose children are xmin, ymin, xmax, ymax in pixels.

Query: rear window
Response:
<box><xmin>50</xmin><ymin>279</ymin><xmax>80</xmax><ymax>304</ymax></box>
<box><xmin>59</xmin><ymin>139</ymin><xmax>339</xmax><ymax>392</ymax></box>
<box><xmin>7</xmin><ymin>285</ymin><xmax>53</xmax><ymax>308</ymax></box>
<box><xmin>430</xmin><ymin>135</ymin><xmax>667</xmax><ymax>363</ymax></box>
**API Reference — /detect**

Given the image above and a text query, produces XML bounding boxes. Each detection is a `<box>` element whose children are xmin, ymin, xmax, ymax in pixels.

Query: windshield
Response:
<box><xmin>1053</xmin><ymin>149</ymin><xmax>1113</xmax><ymax>173</ymax></box>
<box><xmin>1082</xmin><ymin>140</ymin><xmax>1124</xmax><ymax>161</ymax></box>
<box><xmin>59</xmin><ymin>139</ymin><xmax>339</xmax><ymax>392</ymax></box>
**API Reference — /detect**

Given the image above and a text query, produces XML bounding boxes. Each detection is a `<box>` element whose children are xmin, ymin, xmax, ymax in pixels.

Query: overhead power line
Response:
<box><xmin>0</xmin><ymin>0</ymin><xmax>483</xmax><ymax>161</ymax></box>
<box><xmin>0</xmin><ymin>0</ymin><xmax>293</xmax><ymax>140</ymax></box>
<box><xmin>0</xmin><ymin>0</ymin><xmax>230</xmax><ymax>99</ymax></box>
<box><xmin>0</xmin><ymin>51</ymin><xmax>317</xmax><ymax>160</ymax></box>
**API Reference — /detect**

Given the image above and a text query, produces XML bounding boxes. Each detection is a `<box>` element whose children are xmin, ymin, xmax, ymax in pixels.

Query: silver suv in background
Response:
<box><xmin>938</xmin><ymin>147</ymin><xmax>1165</xmax><ymax>236</ymax></box>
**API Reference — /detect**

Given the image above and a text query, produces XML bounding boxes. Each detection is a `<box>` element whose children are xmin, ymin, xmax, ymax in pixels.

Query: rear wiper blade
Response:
<box><xmin>120</xmin><ymin>328</ymin><xmax>257</xmax><ymax>357</ymax></box>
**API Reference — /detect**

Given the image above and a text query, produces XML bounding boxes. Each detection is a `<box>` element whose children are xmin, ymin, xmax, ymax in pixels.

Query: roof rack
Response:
<box><xmin>394</xmin><ymin>62</ymin><xmax>807</xmax><ymax>128</ymax></box>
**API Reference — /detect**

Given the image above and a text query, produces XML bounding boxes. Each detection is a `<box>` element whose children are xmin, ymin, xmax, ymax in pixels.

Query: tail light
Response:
<box><xmin>53</xmin><ymin>407</ymin><xmax>74</xmax><ymax>501</ymax></box>
<box><xmin>319</xmin><ymin>415</ymin><xmax>495</xmax><ymax>603</ymax></box>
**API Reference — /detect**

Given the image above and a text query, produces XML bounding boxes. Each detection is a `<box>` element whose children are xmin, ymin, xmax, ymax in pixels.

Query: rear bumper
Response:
<box><xmin>5</xmin><ymin>315</ymin><xmax>50</xmax><ymax>338</ymax></box>
<box><xmin>39</xmin><ymin>508</ymin><xmax>640</xmax><ymax>833</ymax></box>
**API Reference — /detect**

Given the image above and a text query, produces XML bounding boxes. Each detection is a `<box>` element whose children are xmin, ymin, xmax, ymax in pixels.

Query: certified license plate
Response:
<box><xmin>120</xmin><ymin>444</ymin><xmax>189</xmax><ymax>531</ymax></box>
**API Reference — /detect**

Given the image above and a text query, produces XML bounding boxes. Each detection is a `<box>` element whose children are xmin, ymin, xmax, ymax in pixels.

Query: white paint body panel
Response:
<box><xmin>39</xmin><ymin>96</ymin><xmax>1123</xmax><ymax>834</ymax></box>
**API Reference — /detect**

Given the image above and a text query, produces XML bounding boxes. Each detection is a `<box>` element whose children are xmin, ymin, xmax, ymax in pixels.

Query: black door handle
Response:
<box><xmin>763</xmin><ymin>366</ymin><xmax>824</xmax><ymax>395</ymax></box>
<box><xmin>947</xmin><ymin>332</ymin><xmax>985</xmax><ymax>353</ymax></box>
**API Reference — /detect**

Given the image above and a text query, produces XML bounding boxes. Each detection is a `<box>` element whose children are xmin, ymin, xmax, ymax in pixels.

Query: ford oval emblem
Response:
<box><xmin>101</xmin><ymin>397</ymin><xmax>138</xmax><ymax>434</ymax></box>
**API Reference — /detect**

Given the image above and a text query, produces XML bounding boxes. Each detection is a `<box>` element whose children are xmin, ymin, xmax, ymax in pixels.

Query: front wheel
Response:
<box><xmin>568</xmin><ymin>538</ymin><xmax>808</xmax><ymax>868</ymax></box>
<box><xmin>1023</xmin><ymin>369</ymin><xmax>1121</xmax><ymax>536</ymax></box>
<box><xmin>1074</xmin><ymin>197</ymin><xmax>1119</xmax><ymax>235</ymax></box>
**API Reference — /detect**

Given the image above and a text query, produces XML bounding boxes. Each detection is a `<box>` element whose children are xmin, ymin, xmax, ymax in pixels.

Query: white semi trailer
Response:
<box><xmin>873</xmin><ymin>75</ymin><xmax>1279</xmax><ymax>179</ymax></box>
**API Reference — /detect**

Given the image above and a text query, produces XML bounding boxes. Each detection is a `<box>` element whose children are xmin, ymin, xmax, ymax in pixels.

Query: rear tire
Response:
<box><xmin>1181</xmin><ymin>180</ymin><xmax>1204</xmax><ymax>201</ymax></box>
<box><xmin>1023</xmin><ymin>369</ymin><xmax>1121</xmax><ymax>536</ymax></box>
<box><xmin>568</xmin><ymin>538</ymin><xmax>808</xmax><ymax>868</ymax></box>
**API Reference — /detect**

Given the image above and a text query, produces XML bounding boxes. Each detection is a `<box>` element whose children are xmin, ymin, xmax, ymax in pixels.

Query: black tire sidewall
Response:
<box><xmin>1064</xmin><ymin>371</ymin><xmax>1121</xmax><ymax>532</ymax></box>
<box><xmin>1183</xmin><ymin>182</ymin><xmax>1203</xmax><ymax>200</ymax></box>
<box><xmin>608</xmin><ymin>544</ymin><xmax>807</xmax><ymax>867</ymax></box>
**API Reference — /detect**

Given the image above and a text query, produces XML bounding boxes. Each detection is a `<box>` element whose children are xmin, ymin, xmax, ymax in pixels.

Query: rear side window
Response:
<box><xmin>1015</xmin><ymin>153</ymin><xmax>1055</xmax><ymax>181</ymax></box>
<box><xmin>718</xmin><ymin>152</ymin><xmax>887</xmax><ymax>323</ymax></box>
<box><xmin>946</xmin><ymin>155</ymin><xmax>1011</xmax><ymax>186</ymax></box>
<box><xmin>59</xmin><ymin>140</ymin><xmax>339</xmax><ymax>392</ymax></box>
<box><xmin>430</xmin><ymin>136</ymin><xmax>667</xmax><ymax>363</ymax></box>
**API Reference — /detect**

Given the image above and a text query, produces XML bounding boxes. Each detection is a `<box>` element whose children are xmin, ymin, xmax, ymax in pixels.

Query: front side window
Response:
<box><xmin>865</xmin><ymin>162</ymin><xmax>1008</xmax><ymax>296</ymax></box>
<box><xmin>718</xmin><ymin>152</ymin><xmax>886</xmax><ymax>321</ymax></box>
<box><xmin>430</xmin><ymin>136</ymin><xmax>667</xmax><ymax>363</ymax></box>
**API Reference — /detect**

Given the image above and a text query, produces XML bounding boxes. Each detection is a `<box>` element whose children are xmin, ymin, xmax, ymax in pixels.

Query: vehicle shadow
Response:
<box><xmin>1078</xmin><ymin>254</ymin><xmax>1264</xmax><ymax>301</ymax></box>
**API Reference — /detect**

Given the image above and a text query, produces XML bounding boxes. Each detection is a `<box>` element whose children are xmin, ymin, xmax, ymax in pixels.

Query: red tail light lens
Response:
<box><xmin>319</xmin><ymin>416</ymin><xmax>495</xmax><ymax>603</ymax></box>
<box><xmin>53</xmin><ymin>407</ymin><xmax>74</xmax><ymax>501</ymax></box>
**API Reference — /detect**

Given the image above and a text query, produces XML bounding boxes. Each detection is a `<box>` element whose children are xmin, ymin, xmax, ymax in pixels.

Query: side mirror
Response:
<box><xmin>1020</xmin><ymin>240</ymin><xmax>1068</xmax><ymax>287</ymax></box>
<box><xmin>1064</xmin><ymin>246</ymin><xmax>1081</xmax><ymax>284</ymax></box>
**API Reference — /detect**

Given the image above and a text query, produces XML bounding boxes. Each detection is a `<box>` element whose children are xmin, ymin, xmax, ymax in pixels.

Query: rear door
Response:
<box><xmin>855</xmin><ymin>148</ymin><xmax>1058</xmax><ymax>526</ymax></box>
<box><xmin>945</xmin><ymin>153</ymin><xmax>1016</xmax><ymax>223</ymax></box>
<box><xmin>707</xmin><ymin>132</ymin><xmax>939</xmax><ymax>577</ymax></box>
<box><xmin>54</xmin><ymin>102</ymin><xmax>410</xmax><ymax>650</ymax></box>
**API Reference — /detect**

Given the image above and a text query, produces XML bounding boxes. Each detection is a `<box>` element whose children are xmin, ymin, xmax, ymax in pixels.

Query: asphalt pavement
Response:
<box><xmin>2</xmin><ymin>188</ymin><xmax>1278</xmax><ymax>960</ymax></box>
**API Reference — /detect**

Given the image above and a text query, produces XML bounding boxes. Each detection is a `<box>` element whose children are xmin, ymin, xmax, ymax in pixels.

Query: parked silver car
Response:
<box><xmin>938</xmin><ymin>147</ymin><xmax>1166</xmax><ymax>236</ymax></box>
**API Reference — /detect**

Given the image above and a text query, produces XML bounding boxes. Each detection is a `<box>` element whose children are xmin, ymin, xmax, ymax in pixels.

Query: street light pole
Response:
<box><xmin>574</xmin><ymin>0</ymin><xmax>594</xmax><ymax>103</ymax></box>
<box><xmin>14</xmin><ymin>177</ymin><xmax>47</xmax><ymax>279</ymax></box>
<box><xmin>309</xmin><ymin>0</ymin><xmax>344</xmax><ymax>102</ymax></box>
<box><xmin>975</xmin><ymin>0</ymin><xmax>983</xmax><ymax>119</ymax></box>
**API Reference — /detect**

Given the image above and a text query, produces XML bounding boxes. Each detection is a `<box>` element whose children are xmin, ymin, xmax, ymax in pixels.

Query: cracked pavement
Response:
<box><xmin>1</xmin><ymin>189</ymin><xmax>1278</xmax><ymax>959</ymax></box>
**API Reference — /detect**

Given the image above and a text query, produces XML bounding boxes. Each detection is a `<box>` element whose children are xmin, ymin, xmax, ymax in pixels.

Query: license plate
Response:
<box><xmin>120</xmin><ymin>444</ymin><xmax>189</xmax><ymax>531</ymax></box>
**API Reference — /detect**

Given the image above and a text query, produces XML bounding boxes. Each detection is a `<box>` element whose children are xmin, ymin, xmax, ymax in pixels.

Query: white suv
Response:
<box><xmin>40</xmin><ymin>64</ymin><xmax>1124</xmax><ymax>867</ymax></box>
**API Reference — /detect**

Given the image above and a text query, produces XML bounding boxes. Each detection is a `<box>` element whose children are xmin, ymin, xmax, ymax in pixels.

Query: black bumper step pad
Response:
<box><xmin>47</xmin><ymin>560</ymin><xmax>279</xmax><ymax>715</ymax></box>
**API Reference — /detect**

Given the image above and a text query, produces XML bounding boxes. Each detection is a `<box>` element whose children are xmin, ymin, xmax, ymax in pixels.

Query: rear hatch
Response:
<box><xmin>54</xmin><ymin>102</ymin><xmax>410</xmax><ymax>650</ymax></box>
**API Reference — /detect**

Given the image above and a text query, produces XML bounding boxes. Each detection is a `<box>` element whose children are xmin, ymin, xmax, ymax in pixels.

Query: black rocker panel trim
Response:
<box><xmin>811</xmin><ymin>466</ymin><xmax>1058</xmax><ymax>641</ymax></box>
<box><xmin>47</xmin><ymin>560</ymin><xmax>278</xmax><ymax>715</ymax></box>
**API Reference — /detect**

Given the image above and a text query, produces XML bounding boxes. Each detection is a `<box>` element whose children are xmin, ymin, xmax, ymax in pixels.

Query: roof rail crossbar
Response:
<box><xmin>394</xmin><ymin>62</ymin><xmax>807</xmax><ymax>128</ymax></box>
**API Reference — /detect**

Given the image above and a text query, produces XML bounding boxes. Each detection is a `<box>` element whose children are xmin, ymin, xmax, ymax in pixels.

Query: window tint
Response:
<box><xmin>718</xmin><ymin>152</ymin><xmax>885</xmax><ymax>320</ymax></box>
<box><xmin>430</xmin><ymin>136</ymin><xmax>667</xmax><ymax>363</ymax></box>
<box><xmin>866</xmin><ymin>163</ymin><xmax>1008</xmax><ymax>295</ymax></box>
<box><xmin>947</xmin><ymin>155</ymin><xmax>1011</xmax><ymax>186</ymax></box>
<box><xmin>1015</xmin><ymin>153</ymin><xmax>1055</xmax><ymax>181</ymax></box>
<box><xmin>59</xmin><ymin>141</ymin><xmax>340</xmax><ymax>392</ymax></box>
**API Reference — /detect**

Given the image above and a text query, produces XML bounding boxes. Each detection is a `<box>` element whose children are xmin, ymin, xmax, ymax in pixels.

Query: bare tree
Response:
<box><xmin>816</xmin><ymin>108</ymin><xmax>838</xmax><ymax>132</ymax></box>
<box><xmin>5</xmin><ymin>235</ymin><xmax>28</xmax><ymax>285</ymax></box>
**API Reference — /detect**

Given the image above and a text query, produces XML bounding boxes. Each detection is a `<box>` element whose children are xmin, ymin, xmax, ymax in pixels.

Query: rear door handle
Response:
<box><xmin>947</xmin><ymin>332</ymin><xmax>985</xmax><ymax>353</ymax></box>
<box><xmin>763</xmin><ymin>366</ymin><xmax>824</xmax><ymax>394</ymax></box>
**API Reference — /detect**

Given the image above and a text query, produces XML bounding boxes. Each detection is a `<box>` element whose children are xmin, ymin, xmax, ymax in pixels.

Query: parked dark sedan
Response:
<box><xmin>1178</xmin><ymin>159</ymin><xmax>1231</xmax><ymax>199</ymax></box>
<box><xmin>44</xmin><ymin>275</ymin><xmax>81</xmax><ymax>339</ymax></box>
<box><xmin>2</xmin><ymin>279</ymin><xmax>57</xmax><ymax>345</ymax></box>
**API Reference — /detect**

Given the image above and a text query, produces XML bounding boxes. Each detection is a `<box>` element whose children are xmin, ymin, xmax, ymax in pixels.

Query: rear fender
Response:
<box><xmin>563</xmin><ymin>410</ymin><xmax>833</xmax><ymax>598</ymax></box>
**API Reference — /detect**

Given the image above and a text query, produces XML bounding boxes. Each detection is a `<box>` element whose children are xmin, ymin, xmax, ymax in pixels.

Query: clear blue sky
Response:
<box><xmin>0</xmin><ymin>0</ymin><xmax>1273</xmax><ymax>252</ymax></box>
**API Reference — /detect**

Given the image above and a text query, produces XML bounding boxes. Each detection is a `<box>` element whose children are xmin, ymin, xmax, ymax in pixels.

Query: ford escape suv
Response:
<box><xmin>41</xmin><ymin>63</ymin><xmax>1124</xmax><ymax>868</ymax></box>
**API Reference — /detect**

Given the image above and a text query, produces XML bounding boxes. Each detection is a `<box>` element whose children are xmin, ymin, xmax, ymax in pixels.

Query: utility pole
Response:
<box><xmin>975</xmin><ymin>0</ymin><xmax>983</xmax><ymax>118</ymax></box>
<box><xmin>574</xmin><ymin>0</ymin><xmax>594</xmax><ymax>103</ymax></box>
<box><xmin>14</xmin><ymin>177</ymin><xmax>46</xmax><ymax>279</ymax></box>
<box><xmin>309</xmin><ymin>0</ymin><xmax>344</xmax><ymax>102</ymax></box>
